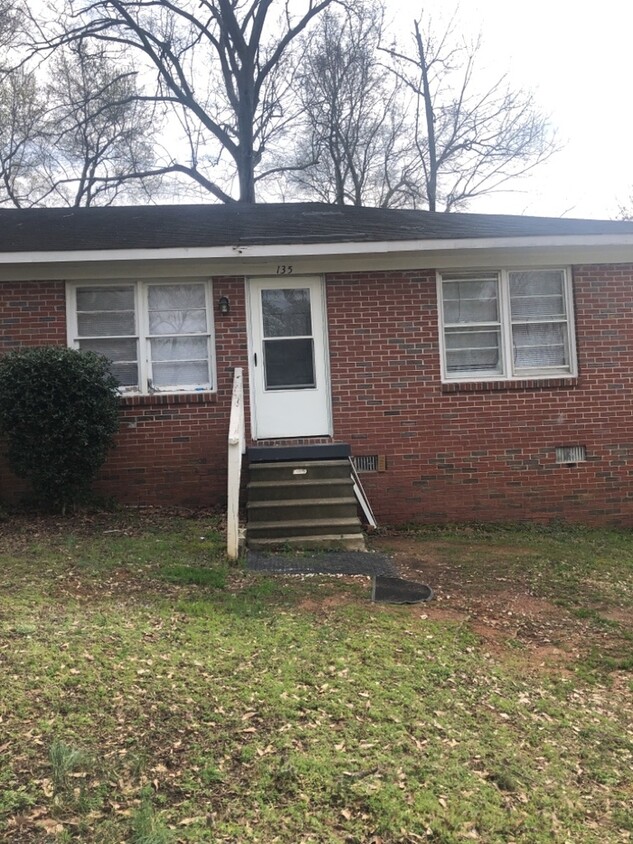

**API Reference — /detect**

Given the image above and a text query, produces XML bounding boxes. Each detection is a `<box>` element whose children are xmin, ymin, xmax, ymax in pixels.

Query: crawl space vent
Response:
<box><xmin>556</xmin><ymin>446</ymin><xmax>586</xmax><ymax>465</ymax></box>
<box><xmin>352</xmin><ymin>455</ymin><xmax>386</xmax><ymax>473</ymax></box>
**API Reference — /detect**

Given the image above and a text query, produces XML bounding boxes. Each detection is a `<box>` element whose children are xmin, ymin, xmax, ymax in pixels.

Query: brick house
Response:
<box><xmin>2</xmin><ymin>202</ymin><xmax>633</xmax><ymax>532</ymax></box>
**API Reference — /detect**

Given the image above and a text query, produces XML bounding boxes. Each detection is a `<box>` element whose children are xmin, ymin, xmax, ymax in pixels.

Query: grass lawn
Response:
<box><xmin>0</xmin><ymin>512</ymin><xmax>632</xmax><ymax>843</ymax></box>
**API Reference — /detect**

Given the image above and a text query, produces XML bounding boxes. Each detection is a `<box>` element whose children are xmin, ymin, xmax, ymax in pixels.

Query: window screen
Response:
<box><xmin>71</xmin><ymin>281</ymin><xmax>214</xmax><ymax>394</ymax></box>
<box><xmin>440</xmin><ymin>269</ymin><xmax>575</xmax><ymax>381</ymax></box>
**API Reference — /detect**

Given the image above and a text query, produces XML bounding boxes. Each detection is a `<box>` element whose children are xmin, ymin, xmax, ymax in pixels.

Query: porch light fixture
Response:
<box><xmin>218</xmin><ymin>295</ymin><xmax>230</xmax><ymax>316</ymax></box>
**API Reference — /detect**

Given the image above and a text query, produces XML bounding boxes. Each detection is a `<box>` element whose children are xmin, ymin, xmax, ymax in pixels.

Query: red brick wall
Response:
<box><xmin>2</xmin><ymin>265</ymin><xmax>633</xmax><ymax>526</ymax></box>
<box><xmin>0</xmin><ymin>280</ymin><xmax>66</xmax><ymax>348</ymax></box>
<box><xmin>96</xmin><ymin>276</ymin><xmax>250</xmax><ymax>507</ymax></box>
<box><xmin>0</xmin><ymin>280</ymin><xmax>67</xmax><ymax>500</ymax></box>
<box><xmin>0</xmin><ymin>277</ymin><xmax>250</xmax><ymax>509</ymax></box>
<box><xmin>326</xmin><ymin>265</ymin><xmax>633</xmax><ymax>526</ymax></box>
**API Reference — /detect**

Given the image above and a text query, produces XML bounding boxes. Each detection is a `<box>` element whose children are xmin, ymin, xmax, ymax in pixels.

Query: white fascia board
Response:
<box><xmin>3</xmin><ymin>232</ymin><xmax>633</xmax><ymax>265</ymax></box>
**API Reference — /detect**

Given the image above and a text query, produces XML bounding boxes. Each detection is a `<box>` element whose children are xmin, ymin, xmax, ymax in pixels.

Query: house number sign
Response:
<box><xmin>276</xmin><ymin>265</ymin><xmax>294</xmax><ymax>275</ymax></box>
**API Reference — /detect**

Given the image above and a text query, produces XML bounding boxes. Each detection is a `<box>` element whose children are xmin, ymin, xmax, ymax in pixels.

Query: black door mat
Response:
<box><xmin>246</xmin><ymin>550</ymin><xmax>398</xmax><ymax>577</ymax></box>
<box><xmin>372</xmin><ymin>576</ymin><xmax>433</xmax><ymax>604</ymax></box>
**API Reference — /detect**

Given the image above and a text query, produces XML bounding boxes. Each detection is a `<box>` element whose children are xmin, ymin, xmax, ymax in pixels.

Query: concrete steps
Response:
<box><xmin>246</xmin><ymin>458</ymin><xmax>365</xmax><ymax>551</ymax></box>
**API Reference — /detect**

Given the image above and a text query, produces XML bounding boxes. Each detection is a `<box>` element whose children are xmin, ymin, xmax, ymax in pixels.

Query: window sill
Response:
<box><xmin>119</xmin><ymin>391</ymin><xmax>218</xmax><ymax>407</ymax></box>
<box><xmin>442</xmin><ymin>377</ymin><xmax>578</xmax><ymax>393</ymax></box>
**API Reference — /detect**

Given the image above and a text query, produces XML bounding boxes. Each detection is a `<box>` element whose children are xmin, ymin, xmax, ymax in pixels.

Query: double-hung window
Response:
<box><xmin>67</xmin><ymin>280</ymin><xmax>215</xmax><ymax>394</ymax></box>
<box><xmin>438</xmin><ymin>268</ymin><xmax>576</xmax><ymax>381</ymax></box>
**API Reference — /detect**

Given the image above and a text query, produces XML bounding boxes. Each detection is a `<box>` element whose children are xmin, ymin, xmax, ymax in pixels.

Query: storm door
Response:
<box><xmin>248</xmin><ymin>277</ymin><xmax>331</xmax><ymax>439</ymax></box>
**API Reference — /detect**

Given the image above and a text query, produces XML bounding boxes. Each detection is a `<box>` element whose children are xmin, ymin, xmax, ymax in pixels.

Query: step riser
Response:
<box><xmin>248</xmin><ymin>481</ymin><xmax>354</xmax><ymax>501</ymax></box>
<box><xmin>249</xmin><ymin>462</ymin><xmax>352</xmax><ymax>482</ymax></box>
<box><xmin>248</xmin><ymin>502</ymin><xmax>359</xmax><ymax>522</ymax></box>
<box><xmin>247</xmin><ymin>523</ymin><xmax>362</xmax><ymax>539</ymax></box>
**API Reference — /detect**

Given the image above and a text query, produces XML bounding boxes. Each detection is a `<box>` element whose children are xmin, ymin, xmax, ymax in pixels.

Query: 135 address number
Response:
<box><xmin>276</xmin><ymin>265</ymin><xmax>294</xmax><ymax>275</ymax></box>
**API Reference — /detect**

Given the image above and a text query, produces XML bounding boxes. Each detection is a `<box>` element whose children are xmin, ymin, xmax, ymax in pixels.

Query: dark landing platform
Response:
<box><xmin>247</xmin><ymin>444</ymin><xmax>351</xmax><ymax>463</ymax></box>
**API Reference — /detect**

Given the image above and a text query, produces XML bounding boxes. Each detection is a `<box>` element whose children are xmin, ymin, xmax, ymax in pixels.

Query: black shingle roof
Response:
<box><xmin>1</xmin><ymin>203</ymin><xmax>632</xmax><ymax>253</ymax></box>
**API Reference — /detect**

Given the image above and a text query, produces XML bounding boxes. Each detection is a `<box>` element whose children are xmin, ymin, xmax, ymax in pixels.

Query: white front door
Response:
<box><xmin>248</xmin><ymin>277</ymin><xmax>332</xmax><ymax>439</ymax></box>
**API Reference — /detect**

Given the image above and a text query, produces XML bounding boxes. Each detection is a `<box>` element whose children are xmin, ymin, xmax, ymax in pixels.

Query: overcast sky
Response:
<box><xmin>396</xmin><ymin>0</ymin><xmax>630</xmax><ymax>219</ymax></box>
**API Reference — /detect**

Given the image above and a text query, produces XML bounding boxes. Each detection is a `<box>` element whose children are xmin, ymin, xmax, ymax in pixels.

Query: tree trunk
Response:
<box><xmin>235</xmin><ymin>53</ymin><xmax>257</xmax><ymax>202</ymax></box>
<box><xmin>415</xmin><ymin>21</ymin><xmax>437</xmax><ymax>213</ymax></box>
<box><xmin>237</xmin><ymin>144</ymin><xmax>256</xmax><ymax>203</ymax></box>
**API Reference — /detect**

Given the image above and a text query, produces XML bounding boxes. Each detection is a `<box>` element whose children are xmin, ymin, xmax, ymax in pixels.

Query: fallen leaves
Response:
<box><xmin>1</xmin><ymin>512</ymin><xmax>632</xmax><ymax>844</ymax></box>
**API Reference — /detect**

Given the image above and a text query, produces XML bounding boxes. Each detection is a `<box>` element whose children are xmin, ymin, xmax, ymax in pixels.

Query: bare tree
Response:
<box><xmin>0</xmin><ymin>0</ymin><xmax>21</xmax><ymax>51</ymax></box>
<box><xmin>0</xmin><ymin>12</ymin><xmax>158</xmax><ymax>207</ymax></box>
<box><xmin>43</xmin><ymin>41</ymin><xmax>158</xmax><ymax>206</ymax></box>
<box><xmin>34</xmin><ymin>0</ymin><xmax>337</xmax><ymax>203</ymax></box>
<box><xmin>286</xmin><ymin>2</ymin><xmax>418</xmax><ymax>208</ymax></box>
<box><xmin>384</xmin><ymin>15</ymin><xmax>556</xmax><ymax>212</ymax></box>
<box><xmin>0</xmin><ymin>67</ymin><xmax>50</xmax><ymax>206</ymax></box>
<box><xmin>0</xmin><ymin>1</ymin><xmax>50</xmax><ymax>206</ymax></box>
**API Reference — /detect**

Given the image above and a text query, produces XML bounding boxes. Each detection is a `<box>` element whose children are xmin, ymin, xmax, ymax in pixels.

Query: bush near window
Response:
<box><xmin>0</xmin><ymin>346</ymin><xmax>120</xmax><ymax>510</ymax></box>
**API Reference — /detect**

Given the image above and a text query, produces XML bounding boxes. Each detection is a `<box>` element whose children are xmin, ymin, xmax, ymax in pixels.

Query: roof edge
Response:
<box><xmin>3</xmin><ymin>232</ymin><xmax>633</xmax><ymax>264</ymax></box>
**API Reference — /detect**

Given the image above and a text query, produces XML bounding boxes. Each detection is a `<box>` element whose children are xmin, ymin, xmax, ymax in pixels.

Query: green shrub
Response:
<box><xmin>0</xmin><ymin>346</ymin><xmax>120</xmax><ymax>510</ymax></box>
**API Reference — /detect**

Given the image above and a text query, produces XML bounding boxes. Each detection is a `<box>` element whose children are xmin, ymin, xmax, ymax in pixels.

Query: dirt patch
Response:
<box><xmin>413</xmin><ymin>607</ymin><xmax>470</xmax><ymax>624</ymax></box>
<box><xmin>598</xmin><ymin>607</ymin><xmax>632</xmax><ymax>625</ymax></box>
<box><xmin>297</xmin><ymin>590</ymin><xmax>365</xmax><ymax>612</ymax></box>
<box><xmin>370</xmin><ymin>534</ymin><xmax>620</xmax><ymax>673</ymax></box>
<box><xmin>2</xmin><ymin>513</ymin><xmax>630</xmax><ymax>678</ymax></box>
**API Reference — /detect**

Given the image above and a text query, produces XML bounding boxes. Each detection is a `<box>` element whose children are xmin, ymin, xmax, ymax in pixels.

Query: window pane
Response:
<box><xmin>79</xmin><ymin>337</ymin><xmax>137</xmax><ymax>361</ymax></box>
<box><xmin>510</xmin><ymin>270</ymin><xmax>566</xmax><ymax>319</ymax></box>
<box><xmin>150</xmin><ymin>334</ymin><xmax>211</xmax><ymax>387</ymax></box>
<box><xmin>152</xmin><ymin>361</ymin><xmax>210</xmax><ymax>387</ymax></box>
<box><xmin>77</xmin><ymin>285</ymin><xmax>136</xmax><ymax>337</ymax></box>
<box><xmin>148</xmin><ymin>284</ymin><xmax>208</xmax><ymax>335</ymax></box>
<box><xmin>78</xmin><ymin>311</ymin><xmax>136</xmax><ymax>336</ymax></box>
<box><xmin>151</xmin><ymin>337</ymin><xmax>208</xmax><ymax>362</ymax></box>
<box><xmin>78</xmin><ymin>338</ymin><xmax>138</xmax><ymax>387</ymax></box>
<box><xmin>148</xmin><ymin>284</ymin><xmax>206</xmax><ymax>310</ymax></box>
<box><xmin>443</xmin><ymin>279</ymin><xmax>499</xmax><ymax>323</ymax></box>
<box><xmin>445</xmin><ymin>328</ymin><xmax>502</xmax><ymax>374</ymax></box>
<box><xmin>149</xmin><ymin>309</ymin><xmax>207</xmax><ymax>335</ymax></box>
<box><xmin>107</xmin><ymin>362</ymin><xmax>139</xmax><ymax>387</ymax></box>
<box><xmin>262</xmin><ymin>289</ymin><xmax>312</xmax><ymax>337</ymax></box>
<box><xmin>264</xmin><ymin>338</ymin><xmax>315</xmax><ymax>389</ymax></box>
<box><xmin>77</xmin><ymin>286</ymin><xmax>134</xmax><ymax>312</ymax></box>
<box><xmin>513</xmin><ymin>323</ymin><xmax>568</xmax><ymax>368</ymax></box>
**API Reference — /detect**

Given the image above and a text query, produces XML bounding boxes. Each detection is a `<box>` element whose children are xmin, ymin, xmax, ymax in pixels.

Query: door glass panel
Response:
<box><xmin>264</xmin><ymin>338</ymin><xmax>315</xmax><ymax>389</ymax></box>
<box><xmin>262</xmin><ymin>289</ymin><xmax>312</xmax><ymax>337</ymax></box>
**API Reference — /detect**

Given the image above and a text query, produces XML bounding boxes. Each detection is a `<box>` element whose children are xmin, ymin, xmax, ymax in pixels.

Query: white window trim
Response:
<box><xmin>66</xmin><ymin>278</ymin><xmax>218</xmax><ymax>396</ymax></box>
<box><xmin>436</xmin><ymin>267</ymin><xmax>578</xmax><ymax>383</ymax></box>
